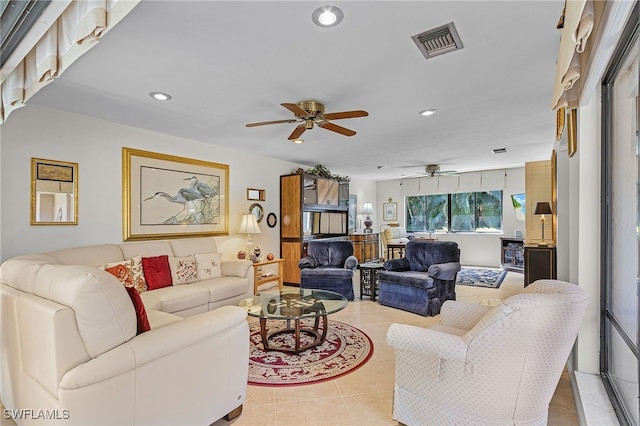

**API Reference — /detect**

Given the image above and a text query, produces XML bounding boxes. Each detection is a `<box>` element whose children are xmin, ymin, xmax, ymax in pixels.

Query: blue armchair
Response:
<box><xmin>378</xmin><ymin>240</ymin><xmax>460</xmax><ymax>316</ymax></box>
<box><xmin>298</xmin><ymin>240</ymin><xmax>358</xmax><ymax>300</ymax></box>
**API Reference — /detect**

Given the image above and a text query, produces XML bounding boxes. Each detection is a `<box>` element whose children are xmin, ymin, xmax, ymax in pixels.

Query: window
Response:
<box><xmin>406</xmin><ymin>190</ymin><xmax>503</xmax><ymax>233</ymax></box>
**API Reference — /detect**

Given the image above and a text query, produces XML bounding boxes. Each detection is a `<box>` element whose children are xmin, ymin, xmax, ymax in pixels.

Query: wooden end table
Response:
<box><xmin>358</xmin><ymin>261</ymin><xmax>385</xmax><ymax>301</ymax></box>
<box><xmin>251</xmin><ymin>258</ymin><xmax>284</xmax><ymax>294</ymax></box>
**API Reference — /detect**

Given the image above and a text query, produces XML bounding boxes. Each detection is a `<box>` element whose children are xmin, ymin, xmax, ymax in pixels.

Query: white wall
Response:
<box><xmin>0</xmin><ymin>104</ymin><xmax>373</xmax><ymax>261</ymax></box>
<box><xmin>376</xmin><ymin>168</ymin><xmax>525</xmax><ymax>267</ymax></box>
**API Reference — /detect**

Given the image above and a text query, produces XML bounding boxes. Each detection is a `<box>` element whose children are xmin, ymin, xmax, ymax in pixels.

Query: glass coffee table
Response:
<box><xmin>241</xmin><ymin>288</ymin><xmax>348</xmax><ymax>354</ymax></box>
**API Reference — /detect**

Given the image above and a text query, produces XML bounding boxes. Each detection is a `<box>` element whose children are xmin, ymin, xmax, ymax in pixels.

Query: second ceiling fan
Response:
<box><xmin>245</xmin><ymin>100</ymin><xmax>368</xmax><ymax>140</ymax></box>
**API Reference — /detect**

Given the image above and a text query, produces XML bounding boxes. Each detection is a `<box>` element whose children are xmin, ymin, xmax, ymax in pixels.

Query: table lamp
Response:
<box><xmin>238</xmin><ymin>213</ymin><xmax>261</xmax><ymax>253</ymax></box>
<box><xmin>362</xmin><ymin>203</ymin><xmax>374</xmax><ymax>233</ymax></box>
<box><xmin>533</xmin><ymin>202</ymin><xmax>552</xmax><ymax>247</ymax></box>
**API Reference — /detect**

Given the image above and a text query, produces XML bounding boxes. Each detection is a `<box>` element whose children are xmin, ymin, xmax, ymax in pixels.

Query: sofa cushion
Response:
<box><xmin>168</xmin><ymin>255</ymin><xmax>199</xmax><ymax>285</ymax></box>
<box><xmin>140</xmin><ymin>284</ymin><xmax>209</xmax><ymax>314</ymax></box>
<box><xmin>0</xmin><ymin>255</ymin><xmax>56</xmax><ymax>293</ymax></box>
<box><xmin>142</xmin><ymin>255</ymin><xmax>173</xmax><ymax>290</ymax></box>
<box><xmin>47</xmin><ymin>244</ymin><xmax>124</xmax><ymax>267</ymax></box>
<box><xmin>193</xmin><ymin>276</ymin><xmax>249</xmax><ymax>303</ymax></box>
<box><xmin>102</xmin><ymin>256</ymin><xmax>147</xmax><ymax>293</ymax></box>
<box><xmin>33</xmin><ymin>264</ymin><xmax>136</xmax><ymax>358</ymax></box>
<box><xmin>124</xmin><ymin>286</ymin><xmax>151</xmax><ymax>334</ymax></box>
<box><xmin>145</xmin><ymin>309</ymin><xmax>182</xmax><ymax>329</ymax></box>
<box><xmin>195</xmin><ymin>252</ymin><xmax>222</xmax><ymax>279</ymax></box>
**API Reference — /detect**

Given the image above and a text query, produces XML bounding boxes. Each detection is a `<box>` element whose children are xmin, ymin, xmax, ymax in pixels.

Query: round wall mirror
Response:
<box><xmin>249</xmin><ymin>203</ymin><xmax>264</xmax><ymax>223</ymax></box>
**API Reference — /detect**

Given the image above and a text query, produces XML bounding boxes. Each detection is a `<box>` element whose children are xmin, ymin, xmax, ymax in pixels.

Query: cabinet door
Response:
<box><xmin>281</xmin><ymin>241</ymin><xmax>302</xmax><ymax>285</ymax></box>
<box><xmin>317</xmin><ymin>178</ymin><xmax>339</xmax><ymax>205</ymax></box>
<box><xmin>281</xmin><ymin>175</ymin><xmax>302</xmax><ymax>238</ymax></box>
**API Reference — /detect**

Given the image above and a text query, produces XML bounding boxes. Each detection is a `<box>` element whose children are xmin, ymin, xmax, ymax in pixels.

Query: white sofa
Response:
<box><xmin>0</xmin><ymin>237</ymin><xmax>253</xmax><ymax>425</ymax></box>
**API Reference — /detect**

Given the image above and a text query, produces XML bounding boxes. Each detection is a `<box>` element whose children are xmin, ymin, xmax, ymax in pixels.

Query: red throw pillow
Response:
<box><xmin>141</xmin><ymin>255</ymin><xmax>172</xmax><ymax>290</ymax></box>
<box><xmin>124</xmin><ymin>286</ymin><xmax>151</xmax><ymax>334</ymax></box>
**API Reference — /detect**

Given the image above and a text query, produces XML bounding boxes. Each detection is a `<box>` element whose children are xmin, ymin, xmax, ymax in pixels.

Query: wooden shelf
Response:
<box><xmin>252</xmin><ymin>258</ymin><xmax>284</xmax><ymax>294</ymax></box>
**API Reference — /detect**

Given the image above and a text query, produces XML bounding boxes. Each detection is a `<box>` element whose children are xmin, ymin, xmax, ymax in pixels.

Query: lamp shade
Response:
<box><xmin>362</xmin><ymin>202</ymin><xmax>374</xmax><ymax>215</ymax></box>
<box><xmin>238</xmin><ymin>214</ymin><xmax>261</xmax><ymax>234</ymax></box>
<box><xmin>534</xmin><ymin>202</ymin><xmax>552</xmax><ymax>215</ymax></box>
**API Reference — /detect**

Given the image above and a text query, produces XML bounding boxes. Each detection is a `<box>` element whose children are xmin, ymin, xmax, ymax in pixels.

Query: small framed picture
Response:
<box><xmin>383</xmin><ymin>202</ymin><xmax>397</xmax><ymax>221</ymax></box>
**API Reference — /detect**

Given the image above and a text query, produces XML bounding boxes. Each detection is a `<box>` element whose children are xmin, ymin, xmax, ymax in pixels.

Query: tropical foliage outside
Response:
<box><xmin>406</xmin><ymin>190</ymin><xmax>503</xmax><ymax>233</ymax></box>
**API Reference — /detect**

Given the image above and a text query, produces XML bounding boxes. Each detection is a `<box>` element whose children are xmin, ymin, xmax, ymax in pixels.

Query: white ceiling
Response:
<box><xmin>28</xmin><ymin>1</ymin><xmax>564</xmax><ymax>181</ymax></box>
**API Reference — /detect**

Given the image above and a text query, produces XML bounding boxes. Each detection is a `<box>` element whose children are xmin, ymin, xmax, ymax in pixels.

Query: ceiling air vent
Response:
<box><xmin>412</xmin><ymin>22</ymin><xmax>463</xmax><ymax>60</ymax></box>
<box><xmin>492</xmin><ymin>148</ymin><xmax>509</xmax><ymax>154</ymax></box>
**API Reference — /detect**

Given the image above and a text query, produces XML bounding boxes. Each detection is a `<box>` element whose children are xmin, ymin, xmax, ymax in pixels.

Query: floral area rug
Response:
<box><xmin>248</xmin><ymin>320</ymin><xmax>373</xmax><ymax>387</ymax></box>
<box><xmin>456</xmin><ymin>267</ymin><xmax>508</xmax><ymax>289</ymax></box>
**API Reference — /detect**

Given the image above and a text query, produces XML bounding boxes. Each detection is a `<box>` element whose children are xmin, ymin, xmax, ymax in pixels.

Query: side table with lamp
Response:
<box><xmin>524</xmin><ymin>201</ymin><xmax>557</xmax><ymax>286</ymax></box>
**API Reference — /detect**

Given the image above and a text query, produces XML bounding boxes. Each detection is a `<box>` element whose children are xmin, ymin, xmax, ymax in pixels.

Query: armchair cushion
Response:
<box><xmin>378</xmin><ymin>270</ymin><xmax>435</xmax><ymax>290</ymax></box>
<box><xmin>427</xmin><ymin>261</ymin><xmax>462</xmax><ymax>281</ymax></box>
<box><xmin>383</xmin><ymin>257</ymin><xmax>410</xmax><ymax>271</ymax></box>
<box><xmin>406</xmin><ymin>240</ymin><xmax>460</xmax><ymax>272</ymax></box>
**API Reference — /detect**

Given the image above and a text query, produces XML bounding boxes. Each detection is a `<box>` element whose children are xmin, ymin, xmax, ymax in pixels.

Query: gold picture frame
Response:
<box><xmin>247</xmin><ymin>188</ymin><xmax>265</xmax><ymax>201</ymax></box>
<box><xmin>567</xmin><ymin>109</ymin><xmax>577</xmax><ymax>157</ymax></box>
<box><xmin>31</xmin><ymin>158</ymin><xmax>78</xmax><ymax>225</ymax></box>
<box><xmin>122</xmin><ymin>148</ymin><xmax>229</xmax><ymax>241</ymax></box>
<box><xmin>383</xmin><ymin>202</ymin><xmax>397</xmax><ymax>221</ymax></box>
<box><xmin>556</xmin><ymin>107</ymin><xmax>565</xmax><ymax>141</ymax></box>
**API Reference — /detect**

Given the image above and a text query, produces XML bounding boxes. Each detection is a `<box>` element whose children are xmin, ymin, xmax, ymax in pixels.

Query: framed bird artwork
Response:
<box><xmin>122</xmin><ymin>147</ymin><xmax>229</xmax><ymax>241</ymax></box>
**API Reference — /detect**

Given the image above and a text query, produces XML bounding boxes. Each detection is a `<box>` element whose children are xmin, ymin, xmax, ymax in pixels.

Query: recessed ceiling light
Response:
<box><xmin>312</xmin><ymin>6</ymin><xmax>343</xmax><ymax>27</ymax></box>
<box><xmin>419</xmin><ymin>109</ymin><xmax>437</xmax><ymax>117</ymax></box>
<box><xmin>149</xmin><ymin>91</ymin><xmax>172</xmax><ymax>101</ymax></box>
<box><xmin>292</xmin><ymin>139</ymin><xmax>304</xmax><ymax>144</ymax></box>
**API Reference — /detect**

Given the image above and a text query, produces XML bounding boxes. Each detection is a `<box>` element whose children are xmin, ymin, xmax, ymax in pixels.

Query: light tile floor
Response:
<box><xmin>217</xmin><ymin>270</ymin><xmax>580</xmax><ymax>426</ymax></box>
<box><xmin>0</xmin><ymin>271</ymin><xmax>579</xmax><ymax>426</ymax></box>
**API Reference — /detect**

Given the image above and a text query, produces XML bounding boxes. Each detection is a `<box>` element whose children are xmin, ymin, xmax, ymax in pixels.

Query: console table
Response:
<box><xmin>350</xmin><ymin>233</ymin><xmax>379</xmax><ymax>263</ymax></box>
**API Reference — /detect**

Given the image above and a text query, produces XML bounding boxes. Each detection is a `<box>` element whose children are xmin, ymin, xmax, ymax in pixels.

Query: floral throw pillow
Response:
<box><xmin>169</xmin><ymin>255</ymin><xmax>199</xmax><ymax>285</ymax></box>
<box><xmin>195</xmin><ymin>252</ymin><xmax>223</xmax><ymax>280</ymax></box>
<box><xmin>101</xmin><ymin>257</ymin><xmax>147</xmax><ymax>293</ymax></box>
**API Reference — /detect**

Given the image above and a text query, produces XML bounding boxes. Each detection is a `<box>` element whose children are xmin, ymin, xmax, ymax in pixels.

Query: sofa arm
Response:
<box><xmin>383</xmin><ymin>257</ymin><xmax>410</xmax><ymax>271</ymax></box>
<box><xmin>427</xmin><ymin>261</ymin><xmax>461</xmax><ymax>280</ymax></box>
<box><xmin>344</xmin><ymin>255</ymin><xmax>358</xmax><ymax>271</ymax></box>
<box><xmin>60</xmin><ymin>306</ymin><xmax>248</xmax><ymax>389</ymax></box>
<box><xmin>387</xmin><ymin>323</ymin><xmax>467</xmax><ymax>363</ymax></box>
<box><xmin>440</xmin><ymin>301</ymin><xmax>491</xmax><ymax>330</ymax></box>
<box><xmin>221</xmin><ymin>259</ymin><xmax>253</xmax><ymax>277</ymax></box>
<box><xmin>298</xmin><ymin>256</ymin><xmax>317</xmax><ymax>269</ymax></box>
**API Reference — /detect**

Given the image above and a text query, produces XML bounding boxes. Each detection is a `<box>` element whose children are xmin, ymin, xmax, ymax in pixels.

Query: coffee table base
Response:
<box><xmin>259</xmin><ymin>315</ymin><xmax>328</xmax><ymax>354</ymax></box>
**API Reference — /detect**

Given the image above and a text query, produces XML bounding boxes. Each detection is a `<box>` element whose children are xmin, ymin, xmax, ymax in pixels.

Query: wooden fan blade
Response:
<box><xmin>281</xmin><ymin>103</ymin><xmax>312</xmax><ymax>118</ymax></box>
<box><xmin>288</xmin><ymin>125</ymin><xmax>307</xmax><ymax>140</ymax></box>
<box><xmin>245</xmin><ymin>119</ymin><xmax>298</xmax><ymax>127</ymax></box>
<box><xmin>322</xmin><ymin>110</ymin><xmax>369</xmax><ymax>120</ymax></box>
<box><xmin>318</xmin><ymin>121</ymin><xmax>356</xmax><ymax>137</ymax></box>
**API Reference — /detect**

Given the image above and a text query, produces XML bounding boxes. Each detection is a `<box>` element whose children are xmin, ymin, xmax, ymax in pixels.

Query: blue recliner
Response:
<box><xmin>378</xmin><ymin>240</ymin><xmax>460</xmax><ymax>316</ymax></box>
<box><xmin>298</xmin><ymin>240</ymin><xmax>358</xmax><ymax>300</ymax></box>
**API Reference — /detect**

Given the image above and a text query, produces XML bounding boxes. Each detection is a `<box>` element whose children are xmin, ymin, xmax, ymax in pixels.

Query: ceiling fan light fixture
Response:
<box><xmin>420</xmin><ymin>109</ymin><xmax>437</xmax><ymax>117</ymax></box>
<box><xmin>291</xmin><ymin>139</ymin><xmax>304</xmax><ymax>144</ymax></box>
<box><xmin>312</xmin><ymin>6</ymin><xmax>343</xmax><ymax>27</ymax></box>
<box><xmin>149</xmin><ymin>91</ymin><xmax>172</xmax><ymax>101</ymax></box>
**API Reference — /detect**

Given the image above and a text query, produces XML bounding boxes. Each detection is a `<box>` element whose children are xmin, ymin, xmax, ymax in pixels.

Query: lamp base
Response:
<box><xmin>364</xmin><ymin>217</ymin><xmax>373</xmax><ymax>233</ymax></box>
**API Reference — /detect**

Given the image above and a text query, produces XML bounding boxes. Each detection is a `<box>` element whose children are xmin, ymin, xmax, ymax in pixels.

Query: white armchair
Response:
<box><xmin>386</xmin><ymin>279</ymin><xmax>589</xmax><ymax>425</ymax></box>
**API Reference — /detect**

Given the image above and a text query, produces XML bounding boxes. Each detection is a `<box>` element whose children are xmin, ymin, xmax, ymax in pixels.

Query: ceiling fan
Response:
<box><xmin>422</xmin><ymin>164</ymin><xmax>458</xmax><ymax>177</ymax></box>
<box><xmin>245</xmin><ymin>100</ymin><xmax>368</xmax><ymax>140</ymax></box>
<box><xmin>394</xmin><ymin>164</ymin><xmax>459</xmax><ymax>178</ymax></box>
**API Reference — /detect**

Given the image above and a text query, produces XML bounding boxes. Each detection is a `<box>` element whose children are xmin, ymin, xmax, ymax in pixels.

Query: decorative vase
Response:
<box><xmin>266</xmin><ymin>252</ymin><xmax>274</xmax><ymax>260</ymax></box>
<box><xmin>237</xmin><ymin>251</ymin><xmax>246</xmax><ymax>260</ymax></box>
<box><xmin>251</xmin><ymin>247</ymin><xmax>262</xmax><ymax>263</ymax></box>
